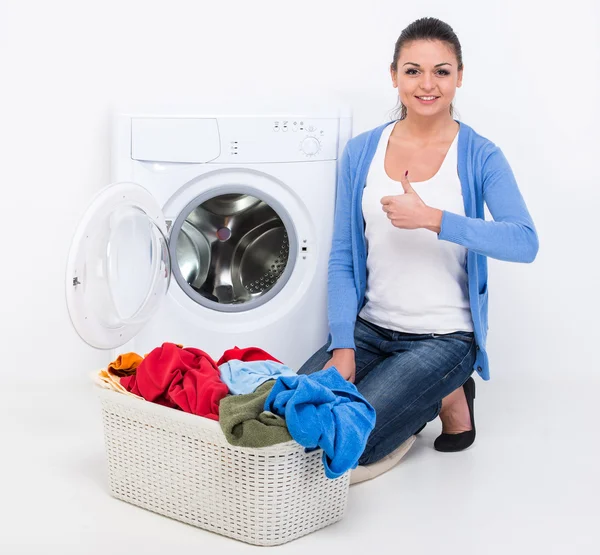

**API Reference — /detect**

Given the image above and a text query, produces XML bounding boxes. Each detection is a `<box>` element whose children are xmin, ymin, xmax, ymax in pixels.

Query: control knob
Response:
<box><xmin>300</xmin><ymin>136</ymin><xmax>321</xmax><ymax>156</ymax></box>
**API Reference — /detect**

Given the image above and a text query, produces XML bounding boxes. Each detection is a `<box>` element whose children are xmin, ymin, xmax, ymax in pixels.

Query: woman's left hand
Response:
<box><xmin>380</xmin><ymin>171</ymin><xmax>441</xmax><ymax>231</ymax></box>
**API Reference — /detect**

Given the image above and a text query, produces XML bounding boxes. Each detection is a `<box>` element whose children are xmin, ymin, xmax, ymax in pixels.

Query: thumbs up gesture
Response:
<box><xmin>380</xmin><ymin>171</ymin><xmax>442</xmax><ymax>231</ymax></box>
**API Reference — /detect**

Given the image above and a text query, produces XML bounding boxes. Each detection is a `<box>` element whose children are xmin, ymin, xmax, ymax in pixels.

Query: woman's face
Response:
<box><xmin>391</xmin><ymin>39</ymin><xmax>463</xmax><ymax>118</ymax></box>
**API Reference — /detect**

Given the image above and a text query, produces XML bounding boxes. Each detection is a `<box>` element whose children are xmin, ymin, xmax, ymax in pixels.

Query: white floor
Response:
<box><xmin>2</xmin><ymin>375</ymin><xmax>598</xmax><ymax>555</ymax></box>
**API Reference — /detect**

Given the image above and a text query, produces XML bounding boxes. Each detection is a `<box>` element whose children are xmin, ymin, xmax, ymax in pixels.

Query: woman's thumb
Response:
<box><xmin>401</xmin><ymin>170</ymin><xmax>415</xmax><ymax>194</ymax></box>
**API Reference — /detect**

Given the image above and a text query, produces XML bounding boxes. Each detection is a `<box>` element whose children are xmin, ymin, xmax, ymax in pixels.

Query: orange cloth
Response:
<box><xmin>93</xmin><ymin>352</ymin><xmax>145</xmax><ymax>399</ymax></box>
<box><xmin>107</xmin><ymin>352</ymin><xmax>144</xmax><ymax>377</ymax></box>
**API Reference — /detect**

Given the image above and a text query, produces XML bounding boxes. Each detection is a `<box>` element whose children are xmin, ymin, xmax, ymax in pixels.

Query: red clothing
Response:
<box><xmin>216</xmin><ymin>346</ymin><xmax>282</xmax><ymax>366</ymax></box>
<box><xmin>121</xmin><ymin>343</ymin><xmax>229</xmax><ymax>420</ymax></box>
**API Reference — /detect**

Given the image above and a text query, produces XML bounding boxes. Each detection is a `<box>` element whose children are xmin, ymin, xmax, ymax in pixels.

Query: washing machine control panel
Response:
<box><xmin>216</xmin><ymin>117</ymin><xmax>341</xmax><ymax>163</ymax></box>
<box><xmin>128</xmin><ymin>116</ymin><xmax>349</xmax><ymax>165</ymax></box>
<box><xmin>272</xmin><ymin>120</ymin><xmax>325</xmax><ymax>158</ymax></box>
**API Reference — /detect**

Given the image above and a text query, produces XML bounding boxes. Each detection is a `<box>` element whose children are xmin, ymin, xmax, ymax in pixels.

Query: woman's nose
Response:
<box><xmin>420</xmin><ymin>75</ymin><xmax>434</xmax><ymax>91</ymax></box>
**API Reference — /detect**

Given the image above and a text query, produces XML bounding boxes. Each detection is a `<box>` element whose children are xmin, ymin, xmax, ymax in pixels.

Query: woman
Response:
<box><xmin>298</xmin><ymin>17</ymin><xmax>539</xmax><ymax>483</ymax></box>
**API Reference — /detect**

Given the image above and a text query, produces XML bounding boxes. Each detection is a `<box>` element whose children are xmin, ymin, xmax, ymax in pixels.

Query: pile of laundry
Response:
<box><xmin>94</xmin><ymin>342</ymin><xmax>376</xmax><ymax>479</ymax></box>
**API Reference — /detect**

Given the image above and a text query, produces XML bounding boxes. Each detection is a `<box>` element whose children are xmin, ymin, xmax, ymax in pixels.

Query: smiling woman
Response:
<box><xmin>297</xmin><ymin>16</ymin><xmax>539</xmax><ymax>484</ymax></box>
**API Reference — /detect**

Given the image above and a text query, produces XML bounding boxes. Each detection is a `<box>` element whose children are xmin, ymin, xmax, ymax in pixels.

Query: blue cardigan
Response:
<box><xmin>327</xmin><ymin>119</ymin><xmax>539</xmax><ymax>380</ymax></box>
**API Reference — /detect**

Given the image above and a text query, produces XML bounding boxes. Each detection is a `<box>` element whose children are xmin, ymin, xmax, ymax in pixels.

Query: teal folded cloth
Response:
<box><xmin>218</xmin><ymin>380</ymin><xmax>292</xmax><ymax>447</ymax></box>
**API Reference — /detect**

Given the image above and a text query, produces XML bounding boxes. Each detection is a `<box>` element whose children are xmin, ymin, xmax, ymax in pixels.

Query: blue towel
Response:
<box><xmin>218</xmin><ymin>360</ymin><xmax>297</xmax><ymax>395</ymax></box>
<box><xmin>264</xmin><ymin>367</ymin><xmax>376</xmax><ymax>479</ymax></box>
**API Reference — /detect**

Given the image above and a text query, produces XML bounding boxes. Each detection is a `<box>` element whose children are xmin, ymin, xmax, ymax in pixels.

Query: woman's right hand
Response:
<box><xmin>323</xmin><ymin>348</ymin><xmax>356</xmax><ymax>383</ymax></box>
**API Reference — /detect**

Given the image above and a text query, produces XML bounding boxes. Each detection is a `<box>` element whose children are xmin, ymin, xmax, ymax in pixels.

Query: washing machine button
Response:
<box><xmin>301</xmin><ymin>137</ymin><xmax>321</xmax><ymax>156</ymax></box>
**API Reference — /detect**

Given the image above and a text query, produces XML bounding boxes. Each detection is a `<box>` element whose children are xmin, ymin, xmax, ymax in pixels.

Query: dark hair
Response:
<box><xmin>390</xmin><ymin>17</ymin><xmax>464</xmax><ymax>120</ymax></box>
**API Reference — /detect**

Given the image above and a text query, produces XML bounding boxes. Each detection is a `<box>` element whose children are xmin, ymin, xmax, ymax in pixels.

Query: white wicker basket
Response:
<box><xmin>97</xmin><ymin>387</ymin><xmax>350</xmax><ymax>545</ymax></box>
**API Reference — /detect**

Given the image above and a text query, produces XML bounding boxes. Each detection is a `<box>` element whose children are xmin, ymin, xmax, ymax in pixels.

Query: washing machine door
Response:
<box><xmin>65</xmin><ymin>182</ymin><xmax>171</xmax><ymax>349</ymax></box>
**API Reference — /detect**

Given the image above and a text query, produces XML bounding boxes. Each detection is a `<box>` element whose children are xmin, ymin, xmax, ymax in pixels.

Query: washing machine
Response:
<box><xmin>65</xmin><ymin>110</ymin><xmax>352</xmax><ymax>371</ymax></box>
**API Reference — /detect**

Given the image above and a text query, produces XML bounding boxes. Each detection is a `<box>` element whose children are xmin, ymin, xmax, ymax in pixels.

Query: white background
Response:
<box><xmin>0</xmin><ymin>1</ymin><xmax>599</xmax><ymax>553</ymax></box>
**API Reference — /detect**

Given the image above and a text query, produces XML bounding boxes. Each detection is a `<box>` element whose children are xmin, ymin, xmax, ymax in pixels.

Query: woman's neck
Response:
<box><xmin>395</xmin><ymin>113</ymin><xmax>457</xmax><ymax>144</ymax></box>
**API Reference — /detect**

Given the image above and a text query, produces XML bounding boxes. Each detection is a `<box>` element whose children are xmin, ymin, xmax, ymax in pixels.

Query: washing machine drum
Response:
<box><xmin>172</xmin><ymin>193</ymin><xmax>292</xmax><ymax>309</ymax></box>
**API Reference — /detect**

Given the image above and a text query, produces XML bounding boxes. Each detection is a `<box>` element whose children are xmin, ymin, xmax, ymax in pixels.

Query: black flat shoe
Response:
<box><xmin>434</xmin><ymin>376</ymin><xmax>476</xmax><ymax>452</ymax></box>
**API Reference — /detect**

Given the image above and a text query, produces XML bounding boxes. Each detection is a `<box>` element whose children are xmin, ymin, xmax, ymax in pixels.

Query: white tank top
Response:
<box><xmin>358</xmin><ymin>121</ymin><xmax>473</xmax><ymax>334</ymax></box>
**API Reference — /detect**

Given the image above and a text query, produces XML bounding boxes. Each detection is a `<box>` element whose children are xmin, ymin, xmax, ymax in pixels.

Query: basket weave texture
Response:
<box><xmin>98</xmin><ymin>388</ymin><xmax>350</xmax><ymax>545</ymax></box>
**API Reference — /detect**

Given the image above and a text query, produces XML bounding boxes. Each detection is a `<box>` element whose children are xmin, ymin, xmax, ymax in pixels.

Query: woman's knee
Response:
<box><xmin>297</xmin><ymin>342</ymin><xmax>331</xmax><ymax>375</ymax></box>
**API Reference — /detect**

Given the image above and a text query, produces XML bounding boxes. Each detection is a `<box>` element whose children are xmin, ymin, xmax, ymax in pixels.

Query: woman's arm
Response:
<box><xmin>327</xmin><ymin>144</ymin><xmax>359</xmax><ymax>351</ymax></box>
<box><xmin>437</xmin><ymin>146</ymin><xmax>539</xmax><ymax>263</ymax></box>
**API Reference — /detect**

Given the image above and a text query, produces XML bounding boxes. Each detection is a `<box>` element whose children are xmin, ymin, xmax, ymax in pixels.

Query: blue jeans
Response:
<box><xmin>298</xmin><ymin>316</ymin><xmax>477</xmax><ymax>465</ymax></box>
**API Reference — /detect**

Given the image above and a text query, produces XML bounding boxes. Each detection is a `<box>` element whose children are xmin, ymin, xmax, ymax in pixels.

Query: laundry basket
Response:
<box><xmin>97</xmin><ymin>387</ymin><xmax>351</xmax><ymax>546</ymax></box>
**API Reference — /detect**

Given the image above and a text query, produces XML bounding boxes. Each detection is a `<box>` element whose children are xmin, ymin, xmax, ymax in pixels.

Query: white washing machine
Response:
<box><xmin>66</xmin><ymin>110</ymin><xmax>352</xmax><ymax>371</ymax></box>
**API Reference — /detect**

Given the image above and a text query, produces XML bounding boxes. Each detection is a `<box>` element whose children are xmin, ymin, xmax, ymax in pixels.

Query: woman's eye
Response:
<box><xmin>404</xmin><ymin>69</ymin><xmax>450</xmax><ymax>76</ymax></box>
